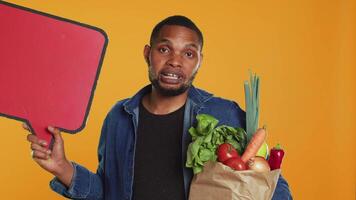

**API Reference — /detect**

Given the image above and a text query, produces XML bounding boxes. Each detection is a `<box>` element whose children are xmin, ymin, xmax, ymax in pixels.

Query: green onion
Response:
<box><xmin>244</xmin><ymin>71</ymin><xmax>260</xmax><ymax>142</ymax></box>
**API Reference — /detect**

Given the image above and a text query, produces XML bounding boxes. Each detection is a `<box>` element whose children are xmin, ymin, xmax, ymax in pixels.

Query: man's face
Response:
<box><xmin>144</xmin><ymin>25</ymin><xmax>202</xmax><ymax>96</ymax></box>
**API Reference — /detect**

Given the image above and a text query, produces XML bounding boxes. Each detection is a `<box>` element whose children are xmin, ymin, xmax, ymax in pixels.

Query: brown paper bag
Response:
<box><xmin>189</xmin><ymin>161</ymin><xmax>281</xmax><ymax>200</ymax></box>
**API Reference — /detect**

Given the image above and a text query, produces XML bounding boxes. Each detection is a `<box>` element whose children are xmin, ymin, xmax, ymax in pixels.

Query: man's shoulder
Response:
<box><xmin>113</xmin><ymin>98</ymin><xmax>130</xmax><ymax>108</ymax></box>
<box><xmin>194</xmin><ymin>87</ymin><xmax>246</xmax><ymax>128</ymax></box>
<box><xmin>193</xmin><ymin>87</ymin><xmax>238</xmax><ymax>108</ymax></box>
<box><xmin>208</xmin><ymin>96</ymin><xmax>236</xmax><ymax>106</ymax></box>
<box><xmin>204</xmin><ymin>95</ymin><xmax>244</xmax><ymax>115</ymax></box>
<box><xmin>106</xmin><ymin>98</ymin><xmax>130</xmax><ymax>117</ymax></box>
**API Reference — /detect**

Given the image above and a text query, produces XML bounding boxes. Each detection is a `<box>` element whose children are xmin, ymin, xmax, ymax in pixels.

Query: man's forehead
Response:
<box><xmin>157</xmin><ymin>38</ymin><xmax>200</xmax><ymax>50</ymax></box>
<box><xmin>154</xmin><ymin>25</ymin><xmax>201</xmax><ymax>49</ymax></box>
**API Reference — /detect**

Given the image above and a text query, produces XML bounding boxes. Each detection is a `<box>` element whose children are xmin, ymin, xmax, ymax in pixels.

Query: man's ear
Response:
<box><xmin>197</xmin><ymin>52</ymin><xmax>203</xmax><ymax>69</ymax></box>
<box><xmin>200</xmin><ymin>52</ymin><xmax>203</xmax><ymax>64</ymax></box>
<box><xmin>143</xmin><ymin>45</ymin><xmax>151</xmax><ymax>65</ymax></box>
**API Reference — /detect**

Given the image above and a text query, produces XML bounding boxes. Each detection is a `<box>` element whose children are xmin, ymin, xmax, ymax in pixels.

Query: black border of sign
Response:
<box><xmin>0</xmin><ymin>1</ymin><xmax>109</xmax><ymax>148</ymax></box>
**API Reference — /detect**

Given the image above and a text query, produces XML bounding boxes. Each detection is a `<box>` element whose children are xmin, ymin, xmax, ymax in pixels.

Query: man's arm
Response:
<box><xmin>272</xmin><ymin>175</ymin><xmax>293</xmax><ymax>200</ymax></box>
<box><xmin>24</xmin><ymin>115</ymin><xmax>109</xmax><ymax>199</ymax></box>
<box><xmin>49</xmin><ymin>114</ymin><xmax>110</xmax><ymax>200</ymax></box>
<box><xmin>25</xmin><ymin>124</ymin><xmax>74</xmax><ymax>187</ymax></box>
<box><xmin>49</xmin><ymin>162</ymin><xmax>104</xmax><ymax>199</ymax></box>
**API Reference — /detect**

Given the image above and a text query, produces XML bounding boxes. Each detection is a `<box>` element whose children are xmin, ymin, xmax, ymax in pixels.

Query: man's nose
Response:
<box><xmin>167</xmin><ymin>53</ymin><xmax>182</xmax><ymax>68</ymax></box>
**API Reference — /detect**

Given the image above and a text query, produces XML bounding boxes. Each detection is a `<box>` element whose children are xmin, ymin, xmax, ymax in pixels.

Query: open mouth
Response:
<box><xmin>161</xmin><ymin>72</ymin><xmax>181</xmax><ymax>80</ymax></box>
<box><xmin>159</xmin><ymin>71</ymin><xmax>184</xmax><ymax>84</ymax></box>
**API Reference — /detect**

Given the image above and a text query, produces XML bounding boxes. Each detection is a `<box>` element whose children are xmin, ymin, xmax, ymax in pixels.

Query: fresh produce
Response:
<box><xmin>244</xmin><ymin>72</ymin><xmax>270</xmax><ymax>161</ymax></box>
<box><xmin>268</xmin><ymin>144</ymin><xmax>285</xmax><ymax>170</ymax></box>
<box><xmin>217</xmin><ymin>143</ymin><xmax>239</xmax><ymax>162</ymax></box>
<box><xmin>186</xmin><ymin>72</ymin><xmax>287</xmax><ymax>174</ymax></box>
<box><xmin>186</xmin><ymin>114</ymin><xmax>247</xmax><ymax>174</ymax></box>
<box><xmin>244</xmin><ymin>72</ymin><xmax>286</xmax><ymax>171</ymax></box>
<box><xmin>224</xmin><ymin>157</ymin><xmax>247</xmax><ymax>171</ymax></box>
<box><xmin>247</xmin><ymin>156</ymin><xmax>270</xmax><ymax>172</ymax></box>
<box><xmin>256</xmin><ymin>141</ymin><xmax>269</xmax><ymax>159</ymax></box>
<box><xmin>241</xmin><ymin>128</ymin><xmax>266</xmax><ymax>162</ymax></box>
<box><xmin>244</xmin><ymin>72</ymin><xmax>260</xmax><ymax>141</ymax></box>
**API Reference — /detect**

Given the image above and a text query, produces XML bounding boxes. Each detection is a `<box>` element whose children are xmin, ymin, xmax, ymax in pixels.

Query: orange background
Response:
<box><xmin>0</xmin><ymin>0</ymin><xmax>355</xmax><ymax>199</ymax></box>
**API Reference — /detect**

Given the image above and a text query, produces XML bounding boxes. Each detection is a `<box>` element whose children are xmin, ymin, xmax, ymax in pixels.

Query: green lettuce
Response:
<box><xmin>186</xmin><ymin>114</ymin><xmax>247</xmax><ymax>174</ymax></box>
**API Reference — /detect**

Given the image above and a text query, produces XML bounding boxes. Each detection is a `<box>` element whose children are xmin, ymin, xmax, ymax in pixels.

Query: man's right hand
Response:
<box><xmin>24</xmin><ymin>123</ymin><xmax>74</xmax><ymax>188</ymax></box>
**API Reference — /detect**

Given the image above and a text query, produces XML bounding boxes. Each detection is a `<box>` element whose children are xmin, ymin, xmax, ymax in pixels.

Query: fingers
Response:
<box><xmin>32</xmin><ymin>149</ymin><xmax>50</xmax><ymax>160</ymax></box>
<box><xmin>48</xmin><ymin>126</ymin><xmax>63</xmax><ymax>145</ymax></box>
<box><xmin>22</xmin><ymin>123</ymin><xmax>48</xmax><ymax>146</ymax></box>
<box><xmin>25</xmin><ymin>125</ymin><xmax>61</xmax><ymax>146</ymax></box>
<box><xmin>27</xmin><ymin>134</ymin><xmax>48</xmax><ymax>147</ymax></box>
<box><xmin>29</xmin><ymin>137</ymin><xmax>51</xmax><ymax>160</ymax></box>
<box><xmin>25</xmin><ymin>125</ymin><xmax>63</xmax><ymax>162</ymax></box>
<box><xmin>31</xmin><ymin>143</ymin><xmax>51</xmax><ymax>155</ymax></box>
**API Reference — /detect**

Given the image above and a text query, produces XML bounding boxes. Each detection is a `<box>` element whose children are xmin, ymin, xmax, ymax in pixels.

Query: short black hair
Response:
<box><xmin>150</xmin><ymin>15</ymin><xmax>204</xmax><ymax>50</ymax></box>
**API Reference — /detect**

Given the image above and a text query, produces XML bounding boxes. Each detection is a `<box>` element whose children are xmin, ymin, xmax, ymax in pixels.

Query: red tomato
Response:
<box><xmin>217</xmin><ymin>143</ymin><xmax>239</xmax><ymax>162</ymax></box>
<box><xmin>224</xmin><ymin>157</ymin><xmax>247</xmax><ymax>171</ymax></box>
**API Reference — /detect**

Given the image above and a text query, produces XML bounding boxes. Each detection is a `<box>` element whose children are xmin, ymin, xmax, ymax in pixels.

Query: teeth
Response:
<box><xmin>167</xmin><ymin>73</ymin><xmax>178</xmax><ymax>77</ymax></box>
<box><xmin>163</xmin><ymin>73</ymin><xmax>179</xmax><ymax>79</ymax></box>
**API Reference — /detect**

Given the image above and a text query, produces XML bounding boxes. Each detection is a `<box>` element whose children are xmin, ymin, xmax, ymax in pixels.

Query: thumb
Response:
<box><xmin>47</xmin><ymin>126</ymin><xmax>63</xmax><ymax>145</ymax></box>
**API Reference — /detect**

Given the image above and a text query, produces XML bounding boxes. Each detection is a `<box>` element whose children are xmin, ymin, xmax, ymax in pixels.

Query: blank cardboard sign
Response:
<box><xmin>0</xmin><ymin>2</ymin><xmax>108</xmax><ymax>148</ymax></box>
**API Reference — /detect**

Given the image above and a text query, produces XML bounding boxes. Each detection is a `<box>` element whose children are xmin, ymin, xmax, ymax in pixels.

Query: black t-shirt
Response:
<box><xmin>132</xmin><ymin>102</ymin><xmax>186</xmax><ymax>200</ymax></box>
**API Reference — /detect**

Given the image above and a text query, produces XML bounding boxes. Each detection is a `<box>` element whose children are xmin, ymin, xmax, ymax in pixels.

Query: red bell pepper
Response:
<box><xmin>268</xmin><ymin>144</ymin><xmax>285</xmax><ymax>170</ymax></box>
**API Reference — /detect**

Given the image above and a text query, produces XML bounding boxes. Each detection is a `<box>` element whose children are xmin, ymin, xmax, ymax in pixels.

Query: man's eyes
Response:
<box><xmin>158</xmin><ymin>47</ymin><xmax>195</xmax><ymax>58</ymax></box>
<box><xmin>185</xmin><ymin>51</ymin><xmax>194</xmax><ymax>58</ymax></box>
<box><xmin>159</xmin><ymin>47</ymin><xmax>169</xmax><ymax>53</ymax></box>
<box><xmin>184</xmin><ymin>51</ymin><xmax>196</xmax><ymax>58</ymax></box>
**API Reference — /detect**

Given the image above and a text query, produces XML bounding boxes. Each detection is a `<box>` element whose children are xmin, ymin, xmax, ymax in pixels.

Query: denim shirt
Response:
<box><xmin>50</xmin><ymin>85</ymin><xmax>292</xmax><ymax>200</ymax></box>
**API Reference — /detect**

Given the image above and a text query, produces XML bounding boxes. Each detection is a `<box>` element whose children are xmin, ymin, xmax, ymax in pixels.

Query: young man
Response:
<box><xmin>26</xmin><ymin>16</ymin><xmax>292</xmax><ymax>200</ymax></box>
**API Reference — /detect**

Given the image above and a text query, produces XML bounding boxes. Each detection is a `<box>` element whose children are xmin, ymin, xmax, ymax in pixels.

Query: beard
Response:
<box><xmin>148</xmin><ymin>66</ymin><xmax>198</xmax><ymax>97</ymax></box>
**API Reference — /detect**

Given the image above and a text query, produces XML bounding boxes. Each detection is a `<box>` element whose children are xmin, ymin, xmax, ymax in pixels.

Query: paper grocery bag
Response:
<box><xmin>189</xmin><ymin>161</ymin><xmax>281</xmax><ymax>200</ymax></box>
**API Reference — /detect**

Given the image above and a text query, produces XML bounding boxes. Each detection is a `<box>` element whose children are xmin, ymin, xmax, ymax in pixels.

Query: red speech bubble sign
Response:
<box><xmin>0</xmin><ymin>2</ymin><xmax>108</xmax><ymax>148</ymax></box>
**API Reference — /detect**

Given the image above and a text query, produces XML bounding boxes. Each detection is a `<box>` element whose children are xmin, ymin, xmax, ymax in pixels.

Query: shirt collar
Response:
<box><xmin>123</xmin><ymin>84</ymin><xmax>213</xmax><ymax>114</ymax></box>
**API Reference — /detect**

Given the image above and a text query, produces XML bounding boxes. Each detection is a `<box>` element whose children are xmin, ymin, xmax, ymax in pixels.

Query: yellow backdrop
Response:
<box><xmin>0</xmin><ymin>0</ymin><xmax>355</xmax><ymax>199</ymax></box>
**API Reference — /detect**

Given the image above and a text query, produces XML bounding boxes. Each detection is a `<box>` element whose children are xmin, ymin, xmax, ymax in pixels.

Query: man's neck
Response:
<box><xmin>142</xmin><ymin>87</ymin><xmax>188</xmax><ymax>115</ymax></box>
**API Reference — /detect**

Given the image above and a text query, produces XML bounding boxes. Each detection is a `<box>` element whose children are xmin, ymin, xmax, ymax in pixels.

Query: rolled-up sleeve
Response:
<box><xmin>49</xmin><ymin>162</ymin><xmax>103</xmax><ymax>199</ymax></box>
